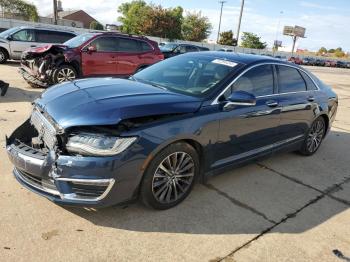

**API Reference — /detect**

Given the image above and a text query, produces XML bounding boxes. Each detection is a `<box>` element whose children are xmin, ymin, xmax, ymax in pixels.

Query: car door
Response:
<box><xmin>212</xmin><ymin>64</ymin><xmax>282</xmax><ymax>168</ymax></box>
<box><xmin>8</xmin><ymin>29</ymin><xmax>36</xmax><ymax>59</ymax></box>
<box><xmin>81</xmin><ymin>36</ymin><xmax>118</xmax><ymax>76</ymax></box>
<box><xmin>276</xmin><ymin>65</ymin><xmax>317</xmax><ymax>142</ymax></box>
<box><xmin>115</xmin><ymin>37</ymin><xmax>143</xmax><ymax>76</ymax></box>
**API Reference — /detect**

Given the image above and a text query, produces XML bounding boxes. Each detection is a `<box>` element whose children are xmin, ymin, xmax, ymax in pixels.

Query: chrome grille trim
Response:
<box><xmin>30</xmin><ymin>109</ymin><xmax>57</xmax><ymax>149</ymax></box>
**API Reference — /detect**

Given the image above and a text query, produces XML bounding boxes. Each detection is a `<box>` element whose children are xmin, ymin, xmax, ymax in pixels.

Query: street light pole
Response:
<box><xmin>236</xmin><ymin>0</ymin><xmax>245</xmax><ymax>45</ymax></box>
<box><xmin>53</xmin><ymin>0</ymin><xmax>58</xmax><ymax>25</ymax></box>
<box><xmin>273</xmin><ymin>11</ymin><xmax>283</xmax><ymax>55</ymax></box>
<box><xmin>217</xmin><ymin>1</ymin><xmax>226</xmax><ymax>43</ymax></box>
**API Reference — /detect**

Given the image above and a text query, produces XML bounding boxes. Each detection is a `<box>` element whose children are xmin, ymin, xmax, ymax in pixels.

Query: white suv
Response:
<box><xmin>0</xmin><ymin>26</ymin><xmax>77</xmax><ymax>63</ymax></box>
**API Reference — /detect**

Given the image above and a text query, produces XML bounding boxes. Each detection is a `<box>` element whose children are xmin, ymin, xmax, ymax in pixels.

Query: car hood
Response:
<box><xmin>26</xmin><ymin>44</ymin><xmax>68</xmax><ymax>54</ymax></box>
<box><xmin>35</xmin><ymin>78</ymin><xmax>202</xmax><ymax>129</ymax></box>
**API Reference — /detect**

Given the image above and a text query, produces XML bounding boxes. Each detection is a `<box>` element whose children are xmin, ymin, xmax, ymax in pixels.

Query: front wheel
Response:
<box><xmin>0</xmin><ymin>49</ymin><xmax>8</xmax><ymax>64</ymax></box>
<box><xmin>52</xmin><ymin>65</ymin><xmax>77</xmax><ymax>84</ymax></box>
<box><xmin>299</xmin><ymin>117</ymin><xmax>326</xmax><ymax>156</ymax></box>
<box><xmin>140</xmin><ymin>142</ymin><xmax>199</xmax><ymax>210</ymax></box>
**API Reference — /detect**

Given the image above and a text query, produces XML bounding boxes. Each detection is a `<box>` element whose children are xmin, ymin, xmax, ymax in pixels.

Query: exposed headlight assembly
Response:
<box><xmin>66</xmin><ymin>133</ymin><xmax>137</xmax><ymax>156</ymax></box>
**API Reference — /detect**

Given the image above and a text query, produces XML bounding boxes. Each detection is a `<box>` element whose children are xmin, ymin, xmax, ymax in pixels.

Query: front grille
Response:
<box><xmin>30</xmin><ymin>109</ymin><xmax>57</xmax><ymax>149</ymax></box>
<box><xmin>15</xmin><ymin>169</ymin><xmax>60</xmax><ymax>196</ymax></box>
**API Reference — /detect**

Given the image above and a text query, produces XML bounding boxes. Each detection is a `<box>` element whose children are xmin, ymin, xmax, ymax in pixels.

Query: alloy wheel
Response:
<box><xmin>152</xmin><ymin>152</ymin><xmax>195</xmax><ymax>204</ymax></box>
<box><xmin>306</xmin><ymin>118</ymin><xmax>325</xmax><ymax>153</ymax></box>
<box><xmin>0</xmin><ymin>51</ymin><xmax>5</xmax><ymax>62</ymax></box>
<box><xmin>56</xmin><ymin>68</ymin><xmax>76</xmax><ymax>83</ymax></box>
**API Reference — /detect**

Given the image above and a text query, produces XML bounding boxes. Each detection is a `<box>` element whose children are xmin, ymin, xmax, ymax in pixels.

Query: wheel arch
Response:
<box><xmin>0</xmin><ymin>47</ymin><xmax>9</xmax><ymax>59</ymax></box>
<box><xmin>318</xmin><ymin>113</ymin><xmax>330</xmax><ymax>137</ymax></box>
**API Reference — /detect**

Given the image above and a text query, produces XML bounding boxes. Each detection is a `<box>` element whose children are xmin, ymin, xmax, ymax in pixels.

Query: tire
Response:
<box><xmin>140</xmin><ymin>142</ymin><xmax>199</xmax><ymax>210</ymax></box>
<box><xmin>52</xmin><ymin>65</ymin><xmax>77</xmax><ymax>84</ymax></box>
<box><xmin>299</xmin><ymin>117</ymin><xmax>326</xmax><ymax>156</ymax></box>
<box><xmin>0</xmin><ymin>48</ymin><xmax>8</xmax><ymax>64</ymax></box>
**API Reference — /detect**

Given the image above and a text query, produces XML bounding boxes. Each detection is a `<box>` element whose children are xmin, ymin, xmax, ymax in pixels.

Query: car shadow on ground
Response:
<box><xmin>65</xmin><ymin>130</ymin><xmax>350</xmax><ymax>235</ymax></box>
<box><xmin>0</xmin><ymin>61</ymin><xmax>21</xmax><ymax>68</ymax></box>
<box><xmin>0</xmin><ymin>85</ymin><xmax>43</xmax><ymax>103</ymax></box>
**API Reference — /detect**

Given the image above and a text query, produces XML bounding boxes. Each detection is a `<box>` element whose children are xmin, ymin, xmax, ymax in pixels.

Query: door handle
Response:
<box><xmin>307</xmin><ymin>96</ymin><xmax>315</xmax><ymax>102</ymax></box>
<box><xmin>266</xmin><ymin>100</ymin><xmax>278</xmax><ymax>107</ymax></box>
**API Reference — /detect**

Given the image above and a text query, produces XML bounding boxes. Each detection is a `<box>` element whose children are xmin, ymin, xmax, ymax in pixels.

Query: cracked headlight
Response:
<box><xmin>66</xmin><ymin>133</ymin><xmax>137</xmax><ymax>156</ymax></box>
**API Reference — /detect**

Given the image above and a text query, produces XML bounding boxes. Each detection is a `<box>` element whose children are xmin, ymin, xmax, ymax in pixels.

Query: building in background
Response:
<box><xmin>47</xmin><ymin>0</ymin><xmax>100</xmax><ymax>29</ymax></box>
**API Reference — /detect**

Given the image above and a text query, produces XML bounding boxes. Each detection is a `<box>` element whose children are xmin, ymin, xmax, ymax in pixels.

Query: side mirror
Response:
<box><xmin>87</xmin><ymin>45</ymin><xmax>97</xmax><ymax>53</ymax></box>
<box><xmin>223</xmin><ymin>91</ymin><xmax>256</xmax><ymax>111</ymax></box>
<box><xmin>7</xmin><ymin>35</ymin><xmax>13</xmax><ymax>41</ymax></box>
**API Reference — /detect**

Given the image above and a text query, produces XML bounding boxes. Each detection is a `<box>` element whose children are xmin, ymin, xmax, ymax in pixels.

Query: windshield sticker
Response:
<box><xmin>212</xmin><ymin>59</ymin><xmax>237</xmax><ymax>67</ymax></box>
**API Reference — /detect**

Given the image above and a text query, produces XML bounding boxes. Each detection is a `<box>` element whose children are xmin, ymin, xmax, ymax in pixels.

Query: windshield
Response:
<box><xmin>133</xmin><ymin>55</ymin><xmax>237</xmax><ymax>97</ymax></box>
<box><xmin>64</xmin><ymin>33</ymin><xmax>96</xmax><ymax>48</ymax></box>
<box><xmin>160</xmin><ymin>43</ymin><xmax>178</xmax><ymax>51</ymax></box>
<box><xmin>0</xmin><ymin>27</ymin><xmax>19</xmax><ymax>39</ymax></box>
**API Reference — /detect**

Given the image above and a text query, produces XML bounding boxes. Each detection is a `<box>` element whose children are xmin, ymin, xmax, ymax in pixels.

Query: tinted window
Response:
<box><xmin>186</xmin><ymin>45</ymin><xmax>199</xmax><ymax>52</ymax></box>
<box><xmin>228</xmin><ymin>65</ymin><xmax>274</xmax><ymax>97</ymax></box>
<box><xmin>117</xmin><ymin>38</ymin><xmax>140</xmax><ymax>52</ymax></box>
<box><xmin>277</xmin><ymin>66</ymin><xmax>306</xmax><ymax>93</ymax></box>
<box><xmin>36</xmin><ymin>30</ymin><xmax>75</xmax><ymax>43</ymax></box>
<box><xmin>11</xmin><ymin>29</ymin><xmax>35</xmax><ymax>42</ymax></box>
<box><xmin>90</xmin><ymin>37</ymin><xmax>118</xmax><ymax>52</ymax></box>
<box><xmin>300</xmin><ymin>71</ymin><xmax>318</xmax><ymax>91</ymax></box>
<box><xmin>140</xmin><ymin>41</ymin><xmax>152</xmax><ymax>51</ymax></box>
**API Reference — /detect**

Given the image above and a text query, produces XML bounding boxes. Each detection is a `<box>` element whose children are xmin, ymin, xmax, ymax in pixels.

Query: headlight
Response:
<box><xmin>66</xmin><ymin>133</ymin><xmax>137</xmax><ymax>156</ymax></box>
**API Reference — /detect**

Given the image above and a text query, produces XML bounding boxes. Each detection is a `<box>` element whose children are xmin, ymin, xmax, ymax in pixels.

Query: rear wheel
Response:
<box><xmin>52</xmin><ymin>65</ymin><xmax>77</xmax><ymax>84</ymax></box>
<box><xmin>0</xmin><ymin>48</ymin><xmax>8</xmax><ymax>64</ymax></box>
<box><xmin>141</xmin><ymin>142</ymin><xmax>199</xmax><ymax>210</ymax></box>
<box><xmin>299</xmin><ymin>117</ymin><xmax>326</xmax><ymax>156</ymax></box>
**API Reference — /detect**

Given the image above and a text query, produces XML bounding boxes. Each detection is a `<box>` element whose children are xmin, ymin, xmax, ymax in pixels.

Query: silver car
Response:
<box><xmin>0</xmin><ymin>26</ymin><xmax>77</xmax><ymax>63</ymax></box>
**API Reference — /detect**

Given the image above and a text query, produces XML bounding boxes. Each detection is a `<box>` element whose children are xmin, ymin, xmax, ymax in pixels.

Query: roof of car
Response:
<box><xmin>185</xmin><ymin>51</ymin><xmax>291</xmax><ymax>65</ymax></box>
<box><xmin>14</xmin><ymin>26</ymin><xmax>77</xmax><ymax>34</ymax></box>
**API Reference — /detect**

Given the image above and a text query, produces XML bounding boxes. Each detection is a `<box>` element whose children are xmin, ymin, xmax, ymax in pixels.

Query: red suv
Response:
<box><xmin>19</xmin><ymin>32</ymin><xmax>164</xmax><ymax>87</ymax></box>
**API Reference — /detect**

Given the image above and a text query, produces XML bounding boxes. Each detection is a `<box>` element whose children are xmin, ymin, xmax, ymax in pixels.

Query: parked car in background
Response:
<box><xmin>160</xmin><ymin>43</ymin><xmax>209</xmax><ymax>59</ymax></box>
<box><xmin>315</xmin><ymin>59</ymin><xmax>326</xmax><ymax>67</ymax></box>
<box><xmin>7</xmin><ymin>52</ymin><xmax>338</xmax><ymax>210</ymax></box>
<box><xmin>336</xmin><ymin>61</ymin><xmax>347</xmax><ymax>68</ymax></box>
<box><xmin>218</xmin><ymin>48</ymin><xmax>233</xmax><ymax>52</ymax></box>
<box><xmin>19</xmin><ymin>32</ymin><xmax>164</xmax><ymax>87</ymax></box>
<box><xmin>302</xmin><ymin>57</ymin><xmax>316</xmax><ymax>66</ymax></box>
<box><xmin>274</xmin><ymin>55</ymin><xmax>287</xmax><ymax>61</ymax></box>
<box><xmin>288</xmin><ymin>56</ymin><xmax>303</xmax><ymax>65</ymax></box>
<box><xmin>325</xmin><ymin>60</ymin><xmax>336</xmax><ymax>67</ymax></box>
<box><xmin>0</xmin><ymin>26</ymin><xmax>77</xmax><ymax>63</ymax></box>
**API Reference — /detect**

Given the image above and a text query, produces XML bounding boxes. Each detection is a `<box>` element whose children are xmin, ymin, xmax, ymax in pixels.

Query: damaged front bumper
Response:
<box><xmin>6</xmin><ymin>119</ymin><xmax>142</xmax><ymax>208</ymax></box>
<box><xmin>18</xmin><ymin>66</ymin><xmax>49</xmax><ymax>88</ymax></box>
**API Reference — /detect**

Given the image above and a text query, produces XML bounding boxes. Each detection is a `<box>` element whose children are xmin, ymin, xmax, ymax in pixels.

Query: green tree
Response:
<box><xmin>181</xmin><ymin>11</ymin><xmax>212</xmax><ymax>41</ymax></box>
<box><xmin>218</xmin><ymin>30</ymin><xmax>235</xmax><ymax>46</ymax></box>
<box><xmin>334</xmin><ymin>49</ymin><xmax>345</xmax><ymax>58</ymax></box>
<box><xmin>328</xmin><ymin>48</ymin><xmax>335</xmax><ymax>53</ymax></box>
<box><xmin>118</xmin><ymin>0</ymin><xmax>151</xmax><ymax>34</ymax></box>
<box><xmin>240</xmin><ymin>32</ymin><xmax>267</xmax><ymax>49</ymax></box>
<box><xmin>143</xmin><ymin>5</ymin><xmax>183</xmax><ymax>39</ymax></box>
<box><xmin>0</xmin><ymin>0</ymin><xmax>38</xmax><ymax>21</ymax></box>
<box><xmin>318</xmin><ymin>47</ymin><xmax>327</xmax><ymax>54</ymax></box>
<box><xmin>90</xmin><ymin>21</ymin><xmax>104</xmax><ymax>30</ymax></box>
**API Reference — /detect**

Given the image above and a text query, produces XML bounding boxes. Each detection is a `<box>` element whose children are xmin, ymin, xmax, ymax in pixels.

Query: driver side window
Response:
<box><xmin>225</xmin><ymin>65</ymin><xmax>274</xmax><ymax>98</ymax></box>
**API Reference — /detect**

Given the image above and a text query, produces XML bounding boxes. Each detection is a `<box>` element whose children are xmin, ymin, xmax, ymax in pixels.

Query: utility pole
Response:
<box><xmin>53</xmin><ymin>0</ymin><xmax>58</xmax><ymax>25</ymax></box>
<box><xmin>236</xmin><ymin>0</ymin><xmax>245</xmax><ymax>45</ymax></box>
<box><xmin>217</xmin><ymin>1</ymin><xmax>226</xmax><ymax>44</ymax></box>
<box><xmin>291</xmin><ymin>35</ymin><xmax>297</xmax><ymax>56</ymax></box>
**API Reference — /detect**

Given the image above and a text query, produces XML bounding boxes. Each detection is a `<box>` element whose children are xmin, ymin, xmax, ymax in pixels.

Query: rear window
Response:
<box><xmin>36</xmin><ymin>30</ymin><xmax>75</xmax><ymax>43</ymax></box>
<box><xmin>277</xmin><ymin>66</ymin><xmax>306</xmax><ymax>93</ymax></box>
<box><xmin>117</xmin><ymin>38</ymin><xmax>140</xmax><ymax>52</ymax></box>
<box><xmin>300</xmin><ymin>71</ymin><xmax>318</xmax><ymax>91</ymax></box>
<box><xmin>140</xmin><ymin>41</ymin><xmax>153</xmax><ymax>51</ymax></box>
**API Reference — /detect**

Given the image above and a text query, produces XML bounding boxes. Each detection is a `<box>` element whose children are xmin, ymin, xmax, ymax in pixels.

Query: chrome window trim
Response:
<box><xmin>211</xmin><ymin>62</ymin><xmax>321</xmax><ymax>105</ymax></box>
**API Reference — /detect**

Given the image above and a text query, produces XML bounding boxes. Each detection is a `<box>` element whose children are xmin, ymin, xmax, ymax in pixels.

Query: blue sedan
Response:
<box><xmin>6</xmin><ymin>52</ymin><xmax>338</xmax><ymax>209</ymax></box>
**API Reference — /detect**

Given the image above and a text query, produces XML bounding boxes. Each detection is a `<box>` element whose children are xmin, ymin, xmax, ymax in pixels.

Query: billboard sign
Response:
<box><xmin>274</xmin><ymin>40</ymin><xmax>282</xmax><ymax>47</ymax></box>
<box><xmin>283</xmin><ymin>26</ymin><xmax>294</xmax><ymax>36</ymax></box>
<box><xmin>283</xmin><ymin>25</ymin><xmax>306</xmax><ymax>38</ymax></box>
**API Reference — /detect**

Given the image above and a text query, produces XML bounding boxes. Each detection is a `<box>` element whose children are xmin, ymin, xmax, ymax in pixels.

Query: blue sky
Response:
<box><xmin>32</xmin><ymin>0</ymin><xmax>350</xmax><ymax>51</ymax></box>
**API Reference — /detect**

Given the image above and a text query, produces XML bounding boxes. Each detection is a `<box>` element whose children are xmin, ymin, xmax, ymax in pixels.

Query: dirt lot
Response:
<box><xmin>0</xmin><ymin>63</ymin><xmax>349</xmax><ymax>262</ymax></box>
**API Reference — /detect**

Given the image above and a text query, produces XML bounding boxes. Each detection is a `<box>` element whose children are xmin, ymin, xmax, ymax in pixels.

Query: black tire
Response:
<box><xmin>52</xmin><ymin>65</ymin><xmax>77</xmax><ymax>84</ymax></box>
<box><xmin>299</xmin><ymin>117</ymin><xmax>326</xmax><ymax>156</ymax></box>
<box><xmin>140</xmin><ymin>142</ymin><xmax>199</xmax><ymax>210</ymax></box>
<box><xmin>0</xmin><ymin>48</ymin><xmax>8</xmax><ymax>64</ymax></box>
